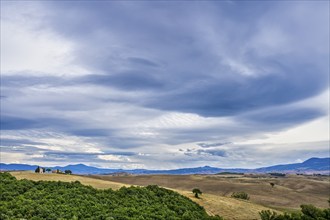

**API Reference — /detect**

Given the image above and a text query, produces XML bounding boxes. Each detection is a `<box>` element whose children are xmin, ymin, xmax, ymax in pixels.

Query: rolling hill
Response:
<box><xmin>9</xmin><ymin>171</ymin><xmax>281</xmax><ymax>220</ymax></box>
<box><xmin>255</xmin><ymin>157</ymin><xmax>330</xmax><ymax>173</ymax></box>
<box><xmin>1</xmin><ymin>157</ymin><xmax>329</xmax><ymax>175</ymax></box>
<box><xmin>1</xmin><ymin>172</ymin><xmax>221</xmax><ymax>220</ymax></box>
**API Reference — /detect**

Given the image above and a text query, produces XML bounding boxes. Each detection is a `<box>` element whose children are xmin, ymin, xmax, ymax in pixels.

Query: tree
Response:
<box><xmin>259</xmin><ymin>210</ymin><xmax>279</xmax><ymax>220</ymax></box>
<box><xmin>301</xmin><ymin>204</ymin><xmax>323</xmax><ymax>218</ymax></box>
<box><xmin>46</xmin><ymin>168</ymin><xmax>51</xmax><ymax>173</ymax></box>
<box><xmin>231</xmin><ymin>192</ymin><xmax>249</xmax><ymax>200</ymax></box>
<box><xmin>270</xmin><ymin>183</ymin><xmax>275</xmax><ymax>188</ymax></box>
<box><xmin>35</xmin><ymin>166</ymin><xmax>40</xmax><ymax>173</ymax></box>
<box><xmin>192</xmin><ymin>188</ymin><xmax>202</xmax><ymax>198</ymax></box>
<box><xmin>64</xmin><ymin>170</ymin><xmax>72</xmax><ymax>175</ymax></box>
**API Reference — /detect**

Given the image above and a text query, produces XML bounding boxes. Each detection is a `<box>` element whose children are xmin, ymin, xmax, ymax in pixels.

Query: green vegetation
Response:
<box><xmin>269</xmin><ymin>173</ymin><xmax>286</xmax><ymax>177</ymax></box>
<box><xmin>0</xmin><ymin>172</ymin><xmax>222</xmax><ymax>220</ymax></box>
<box><xmin>192</xmin><ymin>188</ymin><xmax>202</xmax><ymax>198</ymax></box>
<box><xmin>64</xmin><ymin>170</ymin><xmax>72</xmax><ymax>175</ymax></box>
<box><xmin>231</xmin><ymin>192</ymin><xmax>250</xmax><ymax>200</ymax></box>
<box><xmin>259</xmin><ymin>204</ymin><xmax>330</xmax><ymax>220</ymax></box>
<box><xmin>216</xmin><ymin>172</ymin><xmax>244</xmax><ymax>175</ymax></box>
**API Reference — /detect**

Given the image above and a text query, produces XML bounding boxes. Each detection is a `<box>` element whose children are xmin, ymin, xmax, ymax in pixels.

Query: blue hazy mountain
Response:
<box><xmin>254</xmin><ymin>157</ymin><xmax>330</xmax><ymax>173</ymax></box>
<box><xmin>1</xmin><ymin>157</ymin><xmax>329</xmax><ymax>175</ymax></box>
<box><xmin>0</xmin><ymin>163</ymin><xmax>39</xmax><ymax>171</ymax></box>
<box><xmin>51</xmin><ymin>164</ymin><xmax>121</xmax><ymax>174</ymax></box>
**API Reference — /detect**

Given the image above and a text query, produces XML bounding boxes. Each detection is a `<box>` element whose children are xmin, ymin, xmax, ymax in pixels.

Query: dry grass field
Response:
<box><xmin>175</xmin><ymin>189</ymin><xmax>280</xmax><ymax>220</ymax></box>
<box><xmin>10</xmin><ymin>171</ymin><xmax>129</xmax><ymax>190</ymax></box>
<box><xmin>89</xmin><ymin>174</ymin><xmax>330</xmax><ymax>210</ymax></box>
<box><xmin>9</xmin><ymin>172</ymin><xmax>329</xmax><ymax>220</ymax></box>
<box><xmin>10</xmin><ymin>171</ymin><xmax>279</xmax><ymax>219</ymax></box>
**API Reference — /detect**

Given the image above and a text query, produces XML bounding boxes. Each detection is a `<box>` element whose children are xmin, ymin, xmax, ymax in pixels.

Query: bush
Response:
<box><xmin>259</xmin><ymin>210</ymin><xmax>280</xmax><ymax>220</ymax></box>
<box><xmin>269</xmin><ymin>173</ymin><xmax>286</xmax><ymax>177</ymax></box>
<box><xmin>231</xmin><ymin>192</ymin><xmax>249</xmax><ymax>200</ymax></box>
<box><xmin>259</xmin><ymin>204</ymin><xmax>330</xmax><ymax>220</ymax></box>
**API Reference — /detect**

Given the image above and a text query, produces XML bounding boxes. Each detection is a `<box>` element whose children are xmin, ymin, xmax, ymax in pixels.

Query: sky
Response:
<box><xmin>0</xmin><ymin>1</ymin><xmax>329</xmax><ymax>169</ymax></box>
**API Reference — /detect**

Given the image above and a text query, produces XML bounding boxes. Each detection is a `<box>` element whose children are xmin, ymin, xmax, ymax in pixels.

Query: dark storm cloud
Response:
<box><xmin>35</xmin><ymin>1</ymin><xmax>328</xmax><ymax>118</ymax></box>
<box><xmin>1</xmin><ymin>116</ymin><xmax>43</xmax><ymax>130</ymax></box>
<box><xmin>80</xmin><ymin>71</ymin><xmax>164</xmax><ymax>91</ymax></box>
<box><xmin>0</xmin><ymin>138</ymin><xmax>45</xmax><ymax>147</ymax></box>
<box><xmin>70</xmin><ymin>129</ymin><xmax>111</xmax><ymax>137</ymax></box>
<box><xmin>1</xmin><ymin>1</ymin><xmax>329</xmax><ymax>168</ymax></box>
<box><xmin>143</xmin><ymin>65</ymin><xmax>327</xmax><ymax>117</ymax></box>
<box><xmin>97</xmin><ymin>136</ymin><xmax>152</xmax><ymax>149</ymax></box>
<box><xmin>127</xmin><ymin>57</ymin><xmax>160</xmax><ymax>67</ymax></box>
<box><xmin>1</xmin><ymin>74</ymin><xmax>68</xmax><ymax>88</ymax></box>
<box><xmin>0</xmin><ymin>115</ymin><xmax>75</xmax><ymax>131</ymax></box>
<box><xmin>242</xmin><ymin>107</ymin><xmax>324</xmax><ymax>126</ymax></box>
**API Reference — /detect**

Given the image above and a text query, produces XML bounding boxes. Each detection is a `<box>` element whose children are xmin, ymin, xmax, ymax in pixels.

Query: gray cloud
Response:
<box><xmin>80</xmin><ymin>71</ymin><xmax>165</xmax><ymax>91</ymax></box>
<box><xmin>127</xmin><ymin>57</ymin><xmax>160</xmax><ymax>67</ymax></box>
<box><xmin>1</xmin><ymin>145</ymin><xmax>44</xmax><ymax>154</ymax></box>
<box><xmin>33</xmin><ymin>1</ymin><xmax>328</xmax><ymax>117</ymax></box>
<box><xmin>197</xmin><ymin>142</ymin><xmax>232</xmax><ymax>148</ymax></box>
<box><xmin>184</xmin><ymin>148</ymin><xmax>227</xmax><ymax>157</ymax></box>
<box><xmin>1</xmin><ymin>1</ymin><xmax>329</xmax><ymax>168</ymax></box>
<box><xmin>0</xmin><ymin>138</ymin><xmax>45</xmax><ymax>147</ymax></box>
<box><xmin>197</xmin><ymin>149</ymin><xmax>227</xmax><ymax>157</ymax></box>
<box><xmin>1</xmin><ymin>116</ymin><xmax>43</xmax><ymax>130</ymax></box>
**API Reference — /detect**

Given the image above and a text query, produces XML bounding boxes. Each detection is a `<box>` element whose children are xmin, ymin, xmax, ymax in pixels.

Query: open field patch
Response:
<box><xmin>9</xmin><ymin>172</ymin><xmax>329</xmax><ymax>220</ymax></box>
<box><xmin>89</xmin><ymin>174</ymin><xmax>330</xmax><ymax>209</ymax></box>
<box><xmin>10</xmin><ymin>171</ymin><xmax>128</xmax><ymax>190</ymax></box>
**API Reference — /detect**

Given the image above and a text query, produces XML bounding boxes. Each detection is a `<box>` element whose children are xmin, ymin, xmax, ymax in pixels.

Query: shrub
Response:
<box><xmin>269</xmin><ymin>173</ymin><xmax>286</xmax><ymax>177</ymax></box>
<box><xmin>231</xmin><ymin>192</ymin><xmax>249</xmax><ymax>200</ymax></box>
<box><xmin>259</xmin><ymin>204</ymin><xmax>330</xmax><ymax>220</ymax></box>
<box><xmin>259</xmin><ymin>210</ymin><xmax>279</xmax><ymax>220</ymax></box>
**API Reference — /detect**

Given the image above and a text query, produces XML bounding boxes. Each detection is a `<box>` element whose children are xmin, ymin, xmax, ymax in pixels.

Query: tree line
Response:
<box><xmin>35</xmin><ymin>166</ymin><xmax>72</xmax><ymax>174</ymax></box>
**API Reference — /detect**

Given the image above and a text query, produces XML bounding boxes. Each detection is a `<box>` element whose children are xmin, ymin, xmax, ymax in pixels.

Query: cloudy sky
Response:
<box><xmin>1</xmin><ymin>1</ymin><xmax>329</xmax><ymax>169</ymax></box>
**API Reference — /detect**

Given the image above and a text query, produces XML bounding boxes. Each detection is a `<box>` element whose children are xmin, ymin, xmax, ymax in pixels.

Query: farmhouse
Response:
<box><xmin>52</xmin><ymin>169</ymin><xmax>63</xmax><ymax>174</ymax></box>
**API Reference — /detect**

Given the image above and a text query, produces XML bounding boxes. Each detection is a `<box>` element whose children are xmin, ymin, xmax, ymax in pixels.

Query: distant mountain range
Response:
<box><xmin>1</xmin><ymin>157</ymin><xmax>329</xmax><ymax>175</ymax></box>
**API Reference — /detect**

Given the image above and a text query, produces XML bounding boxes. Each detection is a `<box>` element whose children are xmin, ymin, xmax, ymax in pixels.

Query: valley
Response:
<box><xmin>9</xmin><ymin>171</ymin><xmax>330</xmax><ymax>220</ymax></box>
<box><xmin>89</xmin><ymin>174</ymin><xmax>330</xmax><ymax>210</ymax></box>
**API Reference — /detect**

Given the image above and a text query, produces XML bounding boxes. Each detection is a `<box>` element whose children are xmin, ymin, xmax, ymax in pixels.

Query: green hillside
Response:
<box><xmin>0</xmin><ymin>173</ymin><xmax>222</xmax><ymax>220</ymax></box>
